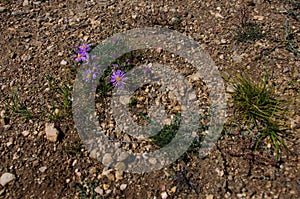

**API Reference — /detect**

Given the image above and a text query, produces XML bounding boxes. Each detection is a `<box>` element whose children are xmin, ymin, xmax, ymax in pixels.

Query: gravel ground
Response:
<box><xmin>0</xmin><ymin>0</ymin><xmax>299</xmax><ymax>198</ymax></box>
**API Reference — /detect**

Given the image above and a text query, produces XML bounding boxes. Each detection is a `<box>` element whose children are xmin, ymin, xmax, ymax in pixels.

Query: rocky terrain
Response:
<box><xmin>0</xmin><ymin>0</ymin><xmax>299</xmax><ymax>198</ymax></box>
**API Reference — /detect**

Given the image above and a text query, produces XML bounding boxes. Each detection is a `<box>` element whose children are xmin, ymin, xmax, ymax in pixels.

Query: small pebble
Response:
<box><xmin>60</xmin><ymin>60</ymin><xmax>67</xmax><ymax>65</ymax></box>
<box><xmin>170</xmin><ymin>186</ymin><xmax>177</xmax><ymax>193</ymax></box>
<box><xmin>23</xmin><ymin>0</ymin><xmax>29</xmax><ymax>6</ymax></box>
<box><xmin>95</xmin><ymin>186</ymin><xmax>104</xmax><ymax>195</ymax></box>
<box><xmin>103</xmin><ymin>184</ymin><xmax>110</xmax><ymax>190</ymax></box>
<box><xmin>39</xmin><ymin>166</ymin><xmax>47</xmax><ymax>173</ymax></box>
<box><xmin>3</xmin><ymin>125</ymin><xmax>11</xmax><ymax>131</ymax></box>
<box><xmin>120</xmin><ymin>184</ymin><xmax>127</xmax><ymax>191</ymax></box>
<box><xmin>161</xmin><ymin>191</ymin><xmax>168</xmax><ymax>199</ymax></box>
<box><xmin>0</xmin><ymin>110</ymin><xmax>5</xmax><ymax>118</ymax></box>
<box><xmin>22</xmin><ymin>131</ymin><xmax>30</xmax><ymax>137</ymax></box>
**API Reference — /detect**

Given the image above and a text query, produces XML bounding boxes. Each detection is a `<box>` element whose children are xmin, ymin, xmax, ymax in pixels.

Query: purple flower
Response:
<box><xmin>144</xmin><ymin>67</ymin><xmax>151</xmax><ymax>73</ymax></box>
<box><xmin>83</xmin><ymin>68</ymin><xmax>99</xmax><ymax>87</ymax></box>
<box><xmin>232</xmin><ymin>45</ymin><xmax>239</xmax><ymax>51</ymax></box>
<box><xmin>79</xmin><ymin>43</ymin><xmax>91</xmax><ymax>52</ymax></box>
<box><xmin>83</xmin><ymin>69</ymin><xmax>92</xmax><ymax>82</ymax></box>
<box><xmin>71</xmin><ymin>43</ymin><xmax>91</xmax><ymax>63</ymax></box>
<box><xmin>112</xmin><ymin>64</ymin><xmax>119</xmax><ymax>71</ymax></box>
<box><xmin>92</xmin><ymin>73</ymin><xmax>97</xmax><ymax>80</ymax></box>
<box><xmin>75</xmin><ymin>51</ymin><xmax>88</xmax><ymax>62</ymax></box>
<box><xmin>113</xmin><ymin>54</ymin><xmax>119</xmax><ymax>59</ymax></box>
<box><xmin>110</xmin><ymin>69</ymin><xmax>126</xmax><ymax>88</ymax></box>
<box><xmin>112</xmin><ymin>36</ymin><xmax>119</xmax><ymax>44</ymax></box>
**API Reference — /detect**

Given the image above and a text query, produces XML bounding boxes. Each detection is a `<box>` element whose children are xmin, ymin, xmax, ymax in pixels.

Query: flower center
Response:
<box><xmin>78</xmin><ymin>53</ymin><xmax>82</xmax><ymax>58</ymax></box>
<box><xmin>116</xmin><ymin>76</ymin><xmax>121</xmax><ymax>82</ymax></box>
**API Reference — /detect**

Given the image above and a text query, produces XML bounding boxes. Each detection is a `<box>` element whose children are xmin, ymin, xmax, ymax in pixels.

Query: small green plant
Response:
<box><xmin>2</xmin><ymin>90</ymin><xmax>33</xmax><ymax>119</ymax></box>
<box><xmin>235</xmin><ymin>23</ymin><xmax>265</xmax><ymax>43</ymax></box>
<box><xmin>95</xmin><ymin>52</ymin><xmax>134</xmax><ymax>96</ymax></box>
<box><xmin>230</xmin><ymin>74</ymin><xmax>285</xmax><ymax>125</ymax></box>
<box><xmin>59</xmin><ymin>84</ymin><xmax>72</xmax><ymax>110</ymax></box>
<box><xmin>286</xmin><ymin>0</ymin><xmax>300</xmax><ymax>21</ymax></box>
<box><xmin>47</xmin><ymin>104</ymin><xmax>60</xmax><ymax>121</ymax></box>
<box><xmin>96</xmin><ymin>68</ymin><xmax>113</xmax><ymax>97</ymax></box>
<box><xmin>74</xmin><ymin>181</ymin><xmax>101</xmax><ymax>199</ymax></box>
<box><xmin>255</xmin><ymin>123</ymin><xmax>289</xmax><ymax>160</ymax></box>
<box><xmin>186</xmin><ymin>122</ymin><xmax>209</xmax><ymax>156</ymax></box>
<box><xmin>234</xmin><ymin>4</ymin><xmax>265</xmax><ymax>43</ymax></box>
<box><xmin>228</xmin><ymin>73</ymin><xmax>288</xmax><ymax>159</ymax></box>
<box><xmin>128</xmin><ymin>96</ymin><xmax>138</xmax><ymax>108</ymax></box>
<box><xmin>65</xmin><ymin>141</ymin><xmax>83</xmax><ymax>156</ymax></box>
<box><xmin>46</xmin><ymin>75</ymin><xmax>72</xmax><ymax>111</ymax></box>
<box><xmin>150</xmin><ymin>114</ymin><xmax>181</xmax><ymax>147</ymax></box>
<box><xmin>284</xmin><ymin>19</ymin><xmax>299</xmax><ymax>57</ymax></box>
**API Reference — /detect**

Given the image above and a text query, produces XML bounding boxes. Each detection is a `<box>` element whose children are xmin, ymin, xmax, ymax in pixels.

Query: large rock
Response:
<box><xmin>102</xmin><ymin>153</ymin><xmax>113</xmax><ymax>166</ymax></box>
<box><xmin>0</xmin><ymin>7</ymin><xmax>6</xmax><ymax>13</ymax></box>
<box><xmin>45</xmin><ymin>123</ymin><xmax>60</xmax><ymax>142</ymax></box>
<box><xmin>23</xmin><ymin>0</ymin><xmax>29</xmax><ymax>6</ymax></box>
<box><xmin>0</xmin><ymin>173</ymin><xmax>16</xmax><ymax>186</ymax></box>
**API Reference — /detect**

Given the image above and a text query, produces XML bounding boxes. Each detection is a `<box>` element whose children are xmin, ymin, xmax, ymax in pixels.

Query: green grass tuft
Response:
<box><xmin>2</xmin><ymin>90</ymin><xmax>33</xmax><ymax>119</ymax></box>
<box><xmin>46</xmin><ymin>75</ymin><xmax>72</xmax><ymax>112</ymax></box>
<box><xmin>230</xmin><ymin>74</ymin><xmax>284</xmax><ymax>125</ymax></box>
<box><xmin>228</xmin><ymin>73</ymin><xmax>289</xmax><ymax>159</ymax></box>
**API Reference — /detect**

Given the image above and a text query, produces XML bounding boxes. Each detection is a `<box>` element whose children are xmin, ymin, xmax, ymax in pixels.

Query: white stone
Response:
<box><xmin>132</xmin><ymin>13</ymin><xmax>137</xmax><ymax>19</ymax></box>
<box><xmin>161</xmin><ymin>192</ymin><xmax>168</xmax><ymax>199</ymax></box>
<box><xmin>0</xmin><ymin>7</ymin><xmax>6</xmax><ymax>12</ymax></box>
<box><xmin>231</xmin><ymin>54</ymin><xmax>243</xmax><ymax>63</ymax></box>
<box><xmin>215</xmin><ymin>13</ymin><xmax>224</xmax><ymax>18</ymax></box>
<box><xmin>226</xmin><ymin>85</ymin><xmax>235</xmax><ymax>93</ymax></box>
<box><xmin>188</xmin><ymin>71</ymin><xmax>201</xmax><ymax>81</ymax></box>
<box><xmin>120</xmin><ymin>184</ymin><xmax>127</xmax><ymax>191</ymax></box>
<box><xmin>215</xmin><ymin>168</ymin><xmax>224</xmax><ymax>177</ymax></box>
<box><xmin>3</xmin><ymin>125</ymin><xmax>11</xmax><ymax>131</ymax></box>
<box><xmin>206</xmin><ymin>195</ymin><xmax>214</xmax><ymax>199</ymax></box>
<box><xmin>47</xmin><ymin>45</ymin><xmax>53</xmax><ymax>51</ymax></box>
<box><xmin>22</xmin><ymin>130</ymin><xmax>30</xmax><ymax>137</ymax></box>
<box><xmin>253</xmin><ymin>15</ymin><xmax>265</xmax><ymax>21</ymax></box>
<box><xmin>23</xmin><ymin>0</ymin><xmax>29</xmax><ymax>6</ymax></box>
<box><xmin>83</xmin><ymin>35</ymin><xmax>89</xmax><ymax>41</ymax></box>
<box><xmin>189</xmin><ymin>93</ymin><xmax>197</xmax><ymax>101</ymax></box>
<box><xmin>0</xmin><ymin>110</ymin><xmax>5</xmax><ymax>118</ymax></box>
<box><xmin>60</xmin><ymin>60</ymin><xmax>67</xmax><ymax>65</ymax></box>
<box><xmin>102</xmin><ymin>168</ymin><xmax>113</xmax><ymax>176</ymax></box>
<box><xmin>94</xmin><ymin>186</ymin><xmax>103</xmax><ymax>195</ymax></box>
<box><xmin>221</xmin><ymin>39</ymin><xmax>227</xmax><ymax>44</ymax></box>
<box><xmin>0</xmin><ymin>173</ymin><xmax>16</xmax><ymax>186</ymax></box>
<box><xmin>39</xmin><ymin>166</ymin><xmax>47</xmax><ymax>173</ymax></box>
<box><xmin>45</xmin><ymin>123</ymin><xmax>59</xmax><ymax>142</ymax></box>
<box><xmin>6</xmin><ymin>140</ymin><xmax>13</xmax><ymax>147</ymax></box>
